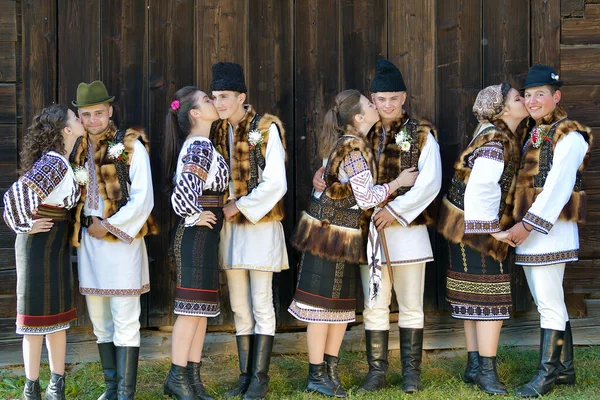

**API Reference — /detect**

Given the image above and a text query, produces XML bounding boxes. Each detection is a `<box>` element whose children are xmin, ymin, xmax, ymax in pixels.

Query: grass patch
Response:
<box><xmin>1</xmin><ymin>346</ymin><xmax>599</xmax><ymax>399</ymax></box>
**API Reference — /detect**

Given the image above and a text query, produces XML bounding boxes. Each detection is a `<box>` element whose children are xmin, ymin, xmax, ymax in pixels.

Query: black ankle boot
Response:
<box><xmin>164</xmin><ymin>363</ymin><xmax>198</xmax><ymax>400</ymax></box>
<box><xmin>324</xmin><ymin>354</ymin><xmax>346</xmax><ymax>398</ymax></box>
<box><xmin>357</xmin><ymin>330</ymin><xmax>388</xmax><ymax>393</ymax></box>
<box><xmin>516</xmin><ymin>328</ymin><xmax>564</xmax><ymax>398</ymax></box>
<box><xmin>98</xmin><ymin>342</ymin><xmax>118</xmax><ymax>400</ymax></box>
<box><xmin>223</xmin><ymin>335</ymin><xmax>253</xmax><ymax>398</ymax></box>
<box><xmin>44</xmin><ymin>373</ymin><xmax>66</xmax><ymax>400</ymax></box>
<box><xmin>556</xmin><ymin>322</ymin><xmax>576</xmax><ymax>385</ymax></box>
<box><xmin>476</xmin><ymin>356</ymin><xmax>508</xmax><ymax>395</ymax></box>
<box><xmin>187</xmin><ymin>361</ymin><xmax>213</xmax><ymax>400</ymax></box>
<box><xmin>463</xmin><ymin>351</ymin><xmax>480</xmax><ymax>384</ymax></box>
<box><xmin>400</xmin><ymin>328</ymin><xmax>423</xmax><ymax>393</ymax></box>
<box><xmin>243</xmin><ymin>334</ymin><xmax>274</xmax><ymax>400</ymax></box>
<box><xmin>306</xmin><ymin>362</ymin><xmax>338</xmax><ymax>397</ymax></box>
<box><xmin>23</xmin><ymin>378</ymin><xmax>41</xmax><ymax>400</ymax></box>
<box><xmin>116</xmin><ymin>346</ymin><xmax>139</xmax><ymax>400</ymax></box>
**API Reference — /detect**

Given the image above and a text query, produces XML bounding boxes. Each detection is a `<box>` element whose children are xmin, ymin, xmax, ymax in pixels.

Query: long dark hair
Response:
<box><xmin>20</xmin><ymin>104</ymin><xmax>69</xmax><ymax>174</ymax></box>
<box><xmin>318</xmin><ymin>89</ymin><xmax>363</xmax><ymax>158</ymax></box>
<box><xmin>162</xmin><ymin>86</ymin><xmax>200</xmax><ymax>192</ymax></box>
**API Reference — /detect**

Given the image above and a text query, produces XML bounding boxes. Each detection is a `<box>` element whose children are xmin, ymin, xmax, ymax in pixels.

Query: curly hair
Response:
<box><xmin>20</xmin><ymin>104</ymin><xmax>69</xmax><ymax>174</ymax></box>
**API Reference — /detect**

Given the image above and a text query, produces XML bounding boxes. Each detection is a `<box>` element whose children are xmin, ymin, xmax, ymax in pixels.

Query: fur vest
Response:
<box><xmin>291</xmin><ymin>132</ymin><xmax>376</xmax><ymax>264</ymax></box>
<box><xmin>437</xmin><ymin>120</ymin><xmax>520</xmax><ymax>262</ymax></box>
<box><xmin>513</xmin><ymin>107</ymin><xmax>593</xmax><ymax>223</ymax></box>
<box><xmin>210</xmin><ymin>105</ymin><xmax>286</xmax><ymax>224</ymax></box>
<box><xmin>369</xmin><ymin>114</ymin><xmax>438</xmax><ymax>226</ymax></box>
<box><xmin>71</xmin><ymin>123</ymin><xmax>159</xmax><ymax>246</ymax></box>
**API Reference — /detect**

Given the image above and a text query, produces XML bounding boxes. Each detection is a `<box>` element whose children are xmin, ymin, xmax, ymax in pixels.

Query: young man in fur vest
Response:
<box><xmin>505</xmin><ymin>65</ymin><xmax>593</xmax><ymax>398</ymax></box>
<box><xmin>72</xmin><ymin>80</ymin><xmax>158</xmax><ymax>399</ymax></box>
<box><xmin>313</xmin><ymin>59</ymin><xmax>442</xmax><ymax>393</ymax></box>
<box><xmin>209</xmin><ymin>62</ymin><xmax>288</xmax><ymax>400</ymax></box>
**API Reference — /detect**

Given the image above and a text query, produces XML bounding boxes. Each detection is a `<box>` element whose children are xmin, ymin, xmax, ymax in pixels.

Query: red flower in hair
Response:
<box><xmin>171</xmin><ymin>100</ymin><xmax>181</xmax><ymax>111</ymax></box>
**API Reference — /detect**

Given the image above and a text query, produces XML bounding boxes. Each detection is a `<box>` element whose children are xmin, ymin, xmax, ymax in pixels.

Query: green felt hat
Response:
<box><xmin>72</xmin><ymin>80</ymin><xmax>115</xmax><ymax>107</ymax></box>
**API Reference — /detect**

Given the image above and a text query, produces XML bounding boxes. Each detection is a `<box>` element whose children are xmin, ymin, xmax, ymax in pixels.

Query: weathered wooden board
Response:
<box><xmin>0</xmin><ymin>84</ymin><xmax>16</xmax><ymax>123</ymax></box>
<box><xmin>0</xmin><ymin>0</ymin><xmax>17</xmax><ymax>41</ymax></box>
<box><xmin>531</xmin><ymin>0</ymin><xmax>561</xmax><ymax>68</ymax></box>
<box><xmin>561</xmin><ymin>46</ymin><xmax>600</xmax><ymax>85</ymax></box>
<box><xmin>0</xmin><ymin>42</ymin><xmax>16</xmax><ymax>82</ymax></box>
<box><xmin>561</xmin><ymin>85</ymin><xmax>600</xmax><ymax>127</ymax></box>
<box><xmin>562</xmin><ymin>9</ymin><xmax>600</xmax><ymax>45</ymax></box>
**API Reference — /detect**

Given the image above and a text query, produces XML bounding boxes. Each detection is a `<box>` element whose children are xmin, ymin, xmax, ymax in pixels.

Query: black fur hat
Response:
<box><xmin>370</xmin><ymin>59</ymin><xmax>407</xmax><ymax>93</ymax></box>
<box><xmin>210</xmin><ymin>62</ymin><xmax>247</xmax><ymax>93</ymax></box>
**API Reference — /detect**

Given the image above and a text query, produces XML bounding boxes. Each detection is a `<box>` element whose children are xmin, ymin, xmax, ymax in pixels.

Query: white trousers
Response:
<box><xmin>360</xmin><ymin>262</ymin><xmax>426</xmax><ymax>330</ymax></box>
<box><xmin>86</xmin><ymin>295</ymin><xmax>141</xmax><ymax>346</ymax></box>
<box><xmin>226</xmin><ymin>269</ymin><xmax>275</xmax><ymax>336</ymax></box>
<box><xmin>523</xmin><ymin>263</ymin><xmax>569</xmax><ymax>331</ymax></box>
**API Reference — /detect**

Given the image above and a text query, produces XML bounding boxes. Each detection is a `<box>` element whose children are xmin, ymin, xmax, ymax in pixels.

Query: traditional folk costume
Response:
<box><xmin>71</xmin><ymin>81</ymin><xmax>158</xmax><ymax>399</ymax></box>
<box><xmin>209</xmin><ymin>62</ymin><xmax>287</xmax><ymax>400</ymax></box>
<box><xmin>4</xmin><ymin>151</ymin><xmax>81</xmax><ymax>335</ymax></box>
<box><xmin>359</xmin><ymin>59</ymin><xmax>442</xmax><ymax>394</ymax></box>
<box><xmin>171</xmin><ymin>137</ymin><xmax>229</xmax><ymax>317</ymax></box>
<box><xmin>513</xmin><ymin>65</ymin><xmax>592</xmax><ymax>398</ymax></box>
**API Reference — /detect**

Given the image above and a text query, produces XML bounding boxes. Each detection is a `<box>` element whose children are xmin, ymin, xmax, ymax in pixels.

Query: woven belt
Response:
<box><xmin>81</xmin><ymin>215</ymin><xmax>103</xmax><ymax>228</ymax></box>
<box><xmin>34</xmin><ymin>205</ymin><xmax>70</xmax><ymax>222</ymax></box>
<box><xmin>198</xmin><ymin>194</ymin><xmax>226</xmax><ymax>208</ymax></box>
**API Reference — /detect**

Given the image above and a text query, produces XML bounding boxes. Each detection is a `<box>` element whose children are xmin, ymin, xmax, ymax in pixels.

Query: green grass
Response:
<box><xmin>1</xmin><ymin>346</ymin><xmax>599</xmax><ymax>399</ymax></box>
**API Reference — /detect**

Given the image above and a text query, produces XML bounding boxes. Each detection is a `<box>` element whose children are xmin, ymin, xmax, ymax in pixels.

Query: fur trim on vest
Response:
<box><xmin>437</xmin><ymin>120</ymin><xmax>520</xmax><ymax>262</ymax></box>
<box><xmin>210</xmin><ymin>105</ymin><xmax>286</xmax><ymax>224</ymax></box>
<box><xmin>291</xmin><ymin>133</ymin><xmax>375</xmax><ymax>264</ymax></box>
<box><xmin>513</xmin><ymin>107</ymin><xmax>593</xmax><ymax>224</ymax></box>
<box><xmin>370</xmin><ymin>113</ymin><xmax>439</xmax><ymax>226</ymax></box>
<box><xmin>71</xmin><ymin>124</ymin><xmax>159</xmax><ymax>246</ymax></box>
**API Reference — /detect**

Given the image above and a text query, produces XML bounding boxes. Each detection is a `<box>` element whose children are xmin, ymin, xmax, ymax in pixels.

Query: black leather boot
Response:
<box><xmin>306</xmin><ymin>362</ymin><xmax>337</xmax><ymax>397</ymax></box>
<box><xmin>516</xmin><ymin>328</ymin><xmax>564</xmax><ymax>398</ymax></box>
<box><xmin>115</xmin><ymin>346</ymin><xmax>139</xmax><ymax>400</ymax></box>
<box><xmin>324</xmin><ymin>354</ymin><xmax>347</xmax><ymax>398</ymax></box>
<box><xmin>476</xmin><ymin>356</ymin><xmax>508</xmax><ymax>395</ymax></box>
<box><xmin>23</xmin><ymin>378</ymin><xmax>41</xmax><ymax>400</ymax></box>
<box><xmin>555</xmin><ymin>321</ymin><xmax>575</xmax><ymax>385</ymax></box>
<box><xmin>243</xmin><ymin>334</ymin><xmax>274</xmax><ymax>400</ymax></box>
<box><xmin>463</xmin><ymin>351</ymin><xmax>480</xmax><ymax>384</ymax></box>
<box><xmin>357</xmin><ymin>330</ymin><xmax>389</xmax><ymax>393</ymax></box>
<box><xmin>187</xmin><ymin>361</ymin><xmax>213</xmax><ymax>400</ymax></box>
<box><xmin>163</xmin><ymin>363</ymin><xmax>198</xmax><ymax>400</ymax></box>
<box><xmin>223</xmin><ymin>335</ymin><xmax>253</xmax><ymax>398</ymax></box>
<box><xmin>44</xmin><ymin>373</ymin><xmax>66</xmax><ymax>400</ymax></box>
<box><xmin>98</xmin><ymin>342</ymin><xmax>118</xmax><ymax>400</ymax></box>
<box><xmin>400</xmin><ymin>328</ymin><xmax>423</xmax><ymax>393</ymax></box>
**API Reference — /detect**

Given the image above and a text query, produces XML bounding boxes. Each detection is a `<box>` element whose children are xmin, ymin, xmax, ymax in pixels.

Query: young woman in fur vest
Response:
<box><xmin>437</xmin><ymin>82</ymin><xmax>530</xmax><ymax>395</ymax></box>
<box><xmin>289</xmin><ymin>89</ymin><xmax>417</xmax><ymax>398</ymax></box>
<box><xmin>505</xmin><ymin>65</ymin><xmax>592</xmax><ymax>399</ymax></box>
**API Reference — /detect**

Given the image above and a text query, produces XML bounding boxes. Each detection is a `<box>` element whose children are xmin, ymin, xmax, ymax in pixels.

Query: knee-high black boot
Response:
<box><xmin>115</xmin><ymin>346</ymin><xmax>139</xmax><ymax>400</ymax></box>
<box><xmin>223</xmin><ymin>335</ymin><xmax>254</xmax><ymax>398</ymax></box>
<box><xmin>98</xmin><ymin>342</ymin><xmax>118</xmax><ymax>400</ymax></box>
<box><xmin>400</xmin><ymin>328</ymin><xmax>423</xmax><ymax>393</ymax></box>
<box><xmin>555</xmin><ymin>321</ymin><xmax>575</xmax><ymax>385</ymax></box>
<box><xmin>187</xmin><ymin>361</ymin><xmax>213</xmax><ymax>400</ymax></box>
<box><xmin>357</xmin><ymin>330</ymin><xmax>389</xmax><ymax>393</ymax></box>
<box><xmin>516</xmin><ymin>328</ymin><xmax>564</xmax><ymax>398</ymax></box>
<box><xmin>462</xmin><ymin>351</ymin><xmax>480</xmax><ymax>384</ymax></box>
<box><xmin>243</xmin><ymin>334</ymin><xmax>274</xmax><ymax>400</ymax></box>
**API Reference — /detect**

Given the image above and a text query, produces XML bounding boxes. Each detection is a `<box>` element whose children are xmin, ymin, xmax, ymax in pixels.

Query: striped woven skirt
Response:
<box><xmin>15</xmin><ymin>206</ymin><xmax>76</xmax><ymax>335</ymax></box>
<box><xmin>171</xmin><ymin>207</ymin><xmax>223</xmax><ymax>317</ymax></box>
<box><xmin>446</xmin><ymin>242</ymin><xmax>512</xmax><ymax>321</ymax></box>
<box><xmin>288</xmin><ymin>252</ymin><xmax>358</xmax><ymax>324</ymax></box>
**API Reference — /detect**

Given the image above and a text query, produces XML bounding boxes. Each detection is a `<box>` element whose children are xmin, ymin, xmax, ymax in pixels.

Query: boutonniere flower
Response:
<box><xmin>248</xmin><ymin>129</ymin><xmax>266</xmax><ymax>150</ymax></box>
<box><xmin>531</xmin><ymin>126</ymin><xmax>552</xmax><ymax>149</ymax></box>
<box><xmin>107</xmin><ymin>141</ymin><xmax>127</xmax><ymax>163</ymax></box>
<box><xmin>394</xmin><ymin>126</ymin><xmax>412</xmax><ymax>152</ymax></box>
<box><xmin>72</xmin><ymin>165</ymin><xmax>90</xmax><ymax>186</ymax></box>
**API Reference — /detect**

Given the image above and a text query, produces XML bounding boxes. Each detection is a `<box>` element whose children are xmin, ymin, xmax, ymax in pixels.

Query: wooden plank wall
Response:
<box><xmin>1</xmin><ymin>1</ymin><xmax>599</xmax><ymax>342</ymax></box>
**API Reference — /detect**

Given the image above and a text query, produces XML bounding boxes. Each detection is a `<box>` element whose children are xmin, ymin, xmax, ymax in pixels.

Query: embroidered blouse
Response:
<box><xmin>171</xmin><ymin>137</ymin><xmax>230</xmax><ymax>226</ymax></box>
<box><xmin>3</xmin><ymin>151</ymin><xmax>80</xmax><ymax>234</ymax></box>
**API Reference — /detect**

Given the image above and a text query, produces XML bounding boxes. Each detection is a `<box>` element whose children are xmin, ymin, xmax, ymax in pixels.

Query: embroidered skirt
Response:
<box><xmin>288</xmin><ymin>252</ymin><xmax>358</xmax><ymax>324</ymax></box>
<box><xmin>172</xmin><ymin>207</ymin><xmax>223</xmax><ymax>317</ymax></box>
<box><xmin>15</xmin><ymin>217</ymin><xmax>76</xmax><ymax>335</ymax></box>
<box><xmin>446</xmin><ymin>242</ymin><xmax>512</xmax><ymax>321</ymax></box>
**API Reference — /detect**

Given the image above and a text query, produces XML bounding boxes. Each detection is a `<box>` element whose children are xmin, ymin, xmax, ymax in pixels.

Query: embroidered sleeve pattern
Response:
<box><xmin>522</xmin><ymin>211</ymin><xmax>553</xmax><ymax>234</ymax></box>
<box><xmin>344</xmin><ymin>152</ymin><xmax>390</xmax><ymax>209</ymax></box>
<box><xmin>468</xmin><ymin>141</ymin><xmax>504</xmax><ymax>167</ymax></box>
<box><xmin>171</xmin><ymin>140</ymin><xmax>214</xmax><ymax>225</ymax></box>
<box><xmin>464</xmin><ymin>218</ymin><xmax>501</xmax><ymax>234</ymax></box>
<box><xmin>21</xmin><ymin>154</ymin><xmax>68</xmax><ymax>200</ymax></box>
<box><xmin>2</xmin><ymin>180</ymin><xmax>41</xmax><ymax>233</ymax></box>
<box><xmin>101</xmin><ymin>219</ymin><xmax>134</xmax><ymax>244</ymax></box>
